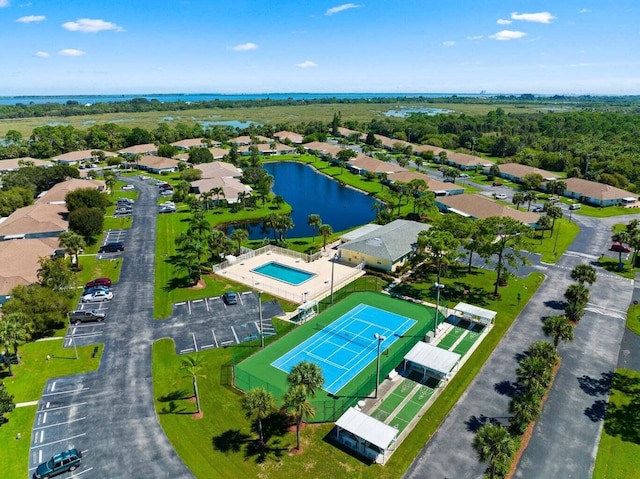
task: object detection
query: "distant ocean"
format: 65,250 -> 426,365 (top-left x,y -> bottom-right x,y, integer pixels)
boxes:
0,92 -> 490,106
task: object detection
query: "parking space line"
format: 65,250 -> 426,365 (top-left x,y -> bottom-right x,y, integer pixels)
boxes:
192,299 -> 203,304
42,412 -> 47,424
37,402 -> 88,413
220,340 -> 234,346
175,302 -> 186,306
192,332 -> 198,352
50,381 -> 56,392
231,326 -> 240,343
179,347 -> 194,354
32,432 -> 86,449
188,301 -> 192,314
38,450 -> 42,464
205,298 -> 210,311
69,467 -> 94,477
212,329 -> 218,348
42,387 -> 89,397
238,294 -> 244,305
33,416 -> 86,430
200,344 -> 214,350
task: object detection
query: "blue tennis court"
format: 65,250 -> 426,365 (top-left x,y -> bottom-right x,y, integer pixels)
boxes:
271,304 -> 416,395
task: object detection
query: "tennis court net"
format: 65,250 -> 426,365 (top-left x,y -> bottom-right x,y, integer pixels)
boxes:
314,323 -> 377,350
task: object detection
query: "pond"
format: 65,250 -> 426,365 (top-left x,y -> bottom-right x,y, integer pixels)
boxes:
223,162 -> 379,240
384,107 -> 453,117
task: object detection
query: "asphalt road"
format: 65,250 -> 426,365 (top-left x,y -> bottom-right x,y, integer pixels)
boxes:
404,212 -> 636,479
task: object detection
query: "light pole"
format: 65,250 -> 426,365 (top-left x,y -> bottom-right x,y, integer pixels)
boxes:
374,333 -> 386,399
258,290 -> 264,348
434,282 -> 445,336
330,253 -> 337,304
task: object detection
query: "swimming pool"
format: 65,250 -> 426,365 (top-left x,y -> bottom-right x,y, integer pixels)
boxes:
251,262 -> 316,286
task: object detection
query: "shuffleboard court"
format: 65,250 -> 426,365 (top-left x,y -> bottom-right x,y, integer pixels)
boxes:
272,303 -> 416,395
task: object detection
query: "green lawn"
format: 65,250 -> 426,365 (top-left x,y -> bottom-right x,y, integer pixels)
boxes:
593,368 -> 640,479
626,304 -> 640,335
153,269 -> 543,479
0,339 -> 103,479
572,204 -> 637,218
522,217 -> 580,264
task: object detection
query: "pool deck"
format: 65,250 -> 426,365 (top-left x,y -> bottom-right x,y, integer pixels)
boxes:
215,249 -> 365,304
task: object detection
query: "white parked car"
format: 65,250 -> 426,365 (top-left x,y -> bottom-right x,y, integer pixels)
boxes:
82,290 -> 113,303
495,193 -> 508,200
121,184 -> 135,191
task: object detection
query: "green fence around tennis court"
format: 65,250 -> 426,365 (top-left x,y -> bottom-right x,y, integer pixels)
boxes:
233,291 -> 435,423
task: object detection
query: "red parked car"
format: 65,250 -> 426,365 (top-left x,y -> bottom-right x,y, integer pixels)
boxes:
610,242 -> 631,253
85,277 -> 112,288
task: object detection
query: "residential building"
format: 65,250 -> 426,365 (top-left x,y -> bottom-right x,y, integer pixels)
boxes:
118,144 -> 158,156
560,177 -> 639,207
495,163 -> 559,183
273,131 -> 304,144
435,194 -> 540,226
387,171 -> 464,196
36,178 -> 106,205
194,161 -> 243,179
171,138 -> 213,150
0,157 -> 53,173
238,143 -> 296,156
0,203 -> 68,241
51,149 -> 117,165
190,177 -> 252,204
347,155 -> 408,175
135,155 -> 181,174
228,135 -> 270,146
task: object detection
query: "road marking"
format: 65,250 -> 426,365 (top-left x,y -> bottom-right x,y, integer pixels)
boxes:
37,402 -> 88,413
68,467 -> 94,477
205,298 -> 210,311
231,327 -> 240,343
51,381 -> 56,392
586,303 -> 627,315
42,387 -> 89,397
33,417 -> 86,430
38,450 -> 42,463
200,344 -> 214,350
220,340 -> 234,346
192,332 -> 198,352
188,301 -> 192,314
31,432 -> 86,449
212,329 -> 218,348
179,347 -> 194,354
175,302 -> 186,306
42,412 -> 47,424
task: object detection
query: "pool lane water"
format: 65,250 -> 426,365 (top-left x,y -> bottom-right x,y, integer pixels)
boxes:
251,261 -> 316,285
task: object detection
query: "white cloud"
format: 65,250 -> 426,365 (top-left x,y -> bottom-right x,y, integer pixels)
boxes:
35,51 -> 50,57
442,40 -> 456,47
62,18 -> 124,33
497,19 -> 512,25
230,42 -> 258,51
325,3 -> 360,16
466,35 -> 483,40
0,0 -> 9,8
489,30 -> 527,41
510,12 -> 555,24
296,60 -> 317,68
579,8 -> 591,14
17,15 -> 45,23
58,49 -> 85,56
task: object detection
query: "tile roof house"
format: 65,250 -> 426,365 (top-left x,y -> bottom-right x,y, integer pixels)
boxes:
36,178 -> 106,205
229,135 -> 271,146
118,143 -> 158,156
190,177 -> 252,204
347,155 -> 408,175
436,194 -> 540,226
194,161 -> 242,179
170,138 -> 211,150
441,152 -> 494,171
274,131 -> 304,144
412,144 -> 446,156
338,219 -> 429,272
303,141 -> 344,158
373,135 -> 412,150
0,237 -> 60,302
51,149 -> 118,165
238,143 -> 296,156
496,163 -> 559,182
174,147 -> 228,161
0,157 -> 53,173
136,155 -> 181,174
560,178 -> 639,207
387,171 -> 464,196
336,127 -> 366,140
0,203 -> 68,240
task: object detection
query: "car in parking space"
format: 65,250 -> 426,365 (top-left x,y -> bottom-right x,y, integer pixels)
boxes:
70,309 -> 106,324
117,197 -> 134,205
160,189 -> 174,197
99,242 -> 125,253
35,448 -> 82,478
495,193 -> 508,200
115,208 -> 132,216
569,203 -> 582,210
492,181 -> 503,187
459,173 -> 470,178
610,242 -> 631,253
82,285 -> 111,295
159,205 -> 176,213
85,277 -> 112,288
223,291 -> 238,305
122,184 -> 135,191
532,205 -> 544,212
82,290 -> 113,302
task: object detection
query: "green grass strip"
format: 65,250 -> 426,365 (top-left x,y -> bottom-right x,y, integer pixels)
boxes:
437,326 -> 467,350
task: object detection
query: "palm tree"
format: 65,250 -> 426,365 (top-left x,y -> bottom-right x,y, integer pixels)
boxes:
516,355 -> 552,392
523,190 -> 538,211
542,315 -> 574,349
242,387 -> 275,444
318,224 -> 333,251
230,228 -> 249,254
536,215 -> 552,242
564,283 -> 590,322
199,190 -> 214,210
526,341 -> 558,366
512,192 -> 525,210
272,195 -> 285,209
626,219 -> 640,268
442,166 -> 460,183
58,230 -> 86,267
612,230 -> 631,265
286,361 -> 325,398
509,392 -> 541,435
181,354 -> 206,415
570,264 -> 597,286
307,214 -> 322,243
282,385 -> 316,451
0,313 -> 31,367
488,163 -> 500,179
472,423 -> 515,479
211,186 -> 225,207
414,156 -> 424,172
544,205 -> 563,237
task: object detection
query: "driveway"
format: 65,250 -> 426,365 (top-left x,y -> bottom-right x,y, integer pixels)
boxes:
29,177 -> 193,478
404,212 -> 634,479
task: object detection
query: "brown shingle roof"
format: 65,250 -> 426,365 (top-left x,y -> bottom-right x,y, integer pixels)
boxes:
52,149 -> 118,162
0,157 -> 53,172
303,141 -> 344,157
498,163 -> 559,181
337,127 -> 366,140
191,177 -> 252,203
170,138 -> 208,148
118,144 -> 158,155
348,155 -> 407,174
438,194 -> 540,224
0,203 -> 68,238
274,131 -> 304,144
229,135 -> 270,145
564,177 -> 638,202
37,178 -> 106,204
387,171 -> 462,192
446,152 -> 494,168
194,161 -> 242,179
137,155 -> 181,170
0,237 -> 60,295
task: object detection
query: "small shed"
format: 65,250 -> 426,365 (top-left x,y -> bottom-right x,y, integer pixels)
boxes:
296,300 -> 318,323
403,342 -> 461,380
452,302 -> 497,326
334,407 -> 399,464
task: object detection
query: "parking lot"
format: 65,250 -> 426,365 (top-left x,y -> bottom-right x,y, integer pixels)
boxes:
29,375 -> 94,478
155,291 -> 284,353
95,229 -> 127,260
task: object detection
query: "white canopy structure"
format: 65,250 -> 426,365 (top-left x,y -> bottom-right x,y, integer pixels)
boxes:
334,407 -> 399,464
452,302 -> 497,325
296,300 -> 318,323
403,342 -> 461,380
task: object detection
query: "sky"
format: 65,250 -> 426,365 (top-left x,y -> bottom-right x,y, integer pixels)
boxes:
1,0 -> 639,95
